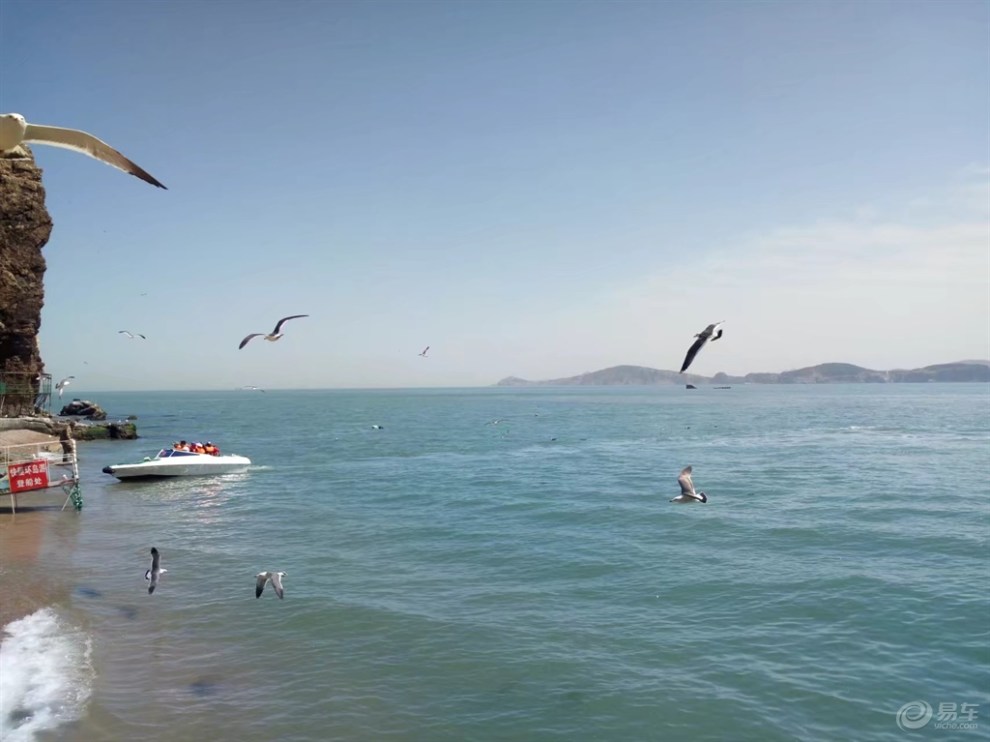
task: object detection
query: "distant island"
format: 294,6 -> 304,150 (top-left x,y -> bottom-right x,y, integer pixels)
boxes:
495,361 -> 990,386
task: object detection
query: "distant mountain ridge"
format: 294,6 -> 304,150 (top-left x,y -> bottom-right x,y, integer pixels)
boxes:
495,361 -> 990,386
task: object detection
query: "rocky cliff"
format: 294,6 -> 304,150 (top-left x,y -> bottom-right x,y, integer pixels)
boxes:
0,146 -> 51,416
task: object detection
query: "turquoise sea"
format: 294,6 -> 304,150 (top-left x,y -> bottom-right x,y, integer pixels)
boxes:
1,384 -> 989,741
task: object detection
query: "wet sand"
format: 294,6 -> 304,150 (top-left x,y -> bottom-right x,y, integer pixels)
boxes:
0,489 -> 77,628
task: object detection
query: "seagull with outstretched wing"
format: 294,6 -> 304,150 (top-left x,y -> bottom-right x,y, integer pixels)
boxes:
670,466 -> 708,503
0,113 -> 166,188
679,321 -> 724,374
145,547 -> 168,594
239,315 -> 309,350
256,571 -> 287,599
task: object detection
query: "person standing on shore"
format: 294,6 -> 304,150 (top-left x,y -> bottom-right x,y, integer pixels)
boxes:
59,422 -> 76,463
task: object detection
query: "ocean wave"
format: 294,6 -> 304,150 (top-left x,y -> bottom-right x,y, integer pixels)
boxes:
0,607 -> 93,742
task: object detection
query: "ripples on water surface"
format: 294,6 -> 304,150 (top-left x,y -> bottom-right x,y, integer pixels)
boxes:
2,385 -> 988,741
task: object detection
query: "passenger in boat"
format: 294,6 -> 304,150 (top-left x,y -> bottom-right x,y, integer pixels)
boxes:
192,442 -> 206,454
203,442 -> 217,456
210,442 -> 221,456
174,440 -> 189,451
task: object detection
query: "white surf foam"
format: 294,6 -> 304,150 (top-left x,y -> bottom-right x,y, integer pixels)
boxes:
0,607 -> 93,742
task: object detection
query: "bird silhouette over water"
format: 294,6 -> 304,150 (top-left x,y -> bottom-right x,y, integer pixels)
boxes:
670,466 -> 708,503
256,571 -> 286,599
239,315 -> 309,349
145,547 -> 167,594
679,322 -> 724,373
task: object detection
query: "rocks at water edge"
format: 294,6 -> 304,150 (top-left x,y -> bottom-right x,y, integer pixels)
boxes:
59,399 -> 107,420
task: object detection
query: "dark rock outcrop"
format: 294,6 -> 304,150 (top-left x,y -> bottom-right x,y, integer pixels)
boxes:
70,421 -> 138,440
59,399 -> 108,420
0,146 -> 52,416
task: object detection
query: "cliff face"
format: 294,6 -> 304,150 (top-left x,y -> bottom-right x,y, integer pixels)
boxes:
0,146 -> 52,415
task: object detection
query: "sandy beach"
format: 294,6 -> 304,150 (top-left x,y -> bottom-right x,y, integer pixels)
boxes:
0,428 -> 76,627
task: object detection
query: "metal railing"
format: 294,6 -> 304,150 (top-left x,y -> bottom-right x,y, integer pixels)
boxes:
0,372 -> 52,417
0,437 -> 82,512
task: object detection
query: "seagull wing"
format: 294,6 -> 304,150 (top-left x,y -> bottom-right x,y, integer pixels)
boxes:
23,123 -> 167,189
137,334 -> 147,340
679,335 -> 708,373
147,549 -> 161,594
239,333 -> 264,350
678,466 -> 695,496
420,346 -> 430,356
272,315 -> 309,334
119,330 -> 134,338
256,572 -> 270,598
271,572 -> 286,599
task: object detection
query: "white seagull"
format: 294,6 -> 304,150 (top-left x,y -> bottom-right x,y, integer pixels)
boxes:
240,385 -> 266,392
119,330 -> 146,340
55,376 -> 75,398
256,571 -> 287,599
239,315 -> 309,350
0,113 -> 166,189
418,346 -> 430,357
671,466 -> 708,504
145,547 -> 167,594
679,321 -> 725,374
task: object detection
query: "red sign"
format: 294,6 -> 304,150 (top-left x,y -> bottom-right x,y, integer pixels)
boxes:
8,460 -> 50,493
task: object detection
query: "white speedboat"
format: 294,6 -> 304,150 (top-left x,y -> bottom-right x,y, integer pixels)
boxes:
102,447 -> 251,479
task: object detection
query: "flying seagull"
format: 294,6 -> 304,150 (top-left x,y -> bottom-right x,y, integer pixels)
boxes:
55,376 -> 75,398
418,346 -> 430,357
679,321 -> 724,374
240,385 -> 266,392
145,547 -> 167,594
256,571 -> 287,599
119,330 -> 146,340
0,113 -> 166,189
671,466 -> 708,504
239,315 -> 309,350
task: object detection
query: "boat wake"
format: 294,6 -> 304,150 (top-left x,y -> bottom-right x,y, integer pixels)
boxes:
0,608 -> 94,742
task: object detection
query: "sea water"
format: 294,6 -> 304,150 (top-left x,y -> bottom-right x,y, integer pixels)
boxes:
1,384 -> 988,741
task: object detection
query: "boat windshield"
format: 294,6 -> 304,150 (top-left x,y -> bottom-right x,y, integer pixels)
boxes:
157,449 -> 203,458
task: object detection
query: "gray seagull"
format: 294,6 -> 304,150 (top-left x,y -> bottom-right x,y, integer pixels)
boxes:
419,346 -> 430,357
671,466 -> 708,504
239,315 -> 309,349
55,376 -> 75,399
119,330 -> 146,340
256,571 -> 287,599
145,547 -> 167,593
679,321 -> 724,374
0,113 -> 166,188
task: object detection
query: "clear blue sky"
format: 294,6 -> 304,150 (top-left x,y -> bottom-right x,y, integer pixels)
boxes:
2,0 -> 987,390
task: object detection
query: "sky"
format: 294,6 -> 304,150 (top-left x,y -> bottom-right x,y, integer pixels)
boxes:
1,0 -> 987,391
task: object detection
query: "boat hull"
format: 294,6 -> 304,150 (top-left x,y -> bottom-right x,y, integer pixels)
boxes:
102,454 -> 252,479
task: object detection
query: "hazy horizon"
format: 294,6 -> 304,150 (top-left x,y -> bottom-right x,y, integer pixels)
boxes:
2,0 -> 988,392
